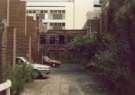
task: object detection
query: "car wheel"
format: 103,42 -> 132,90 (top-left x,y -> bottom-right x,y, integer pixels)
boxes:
32,70 -> 40,79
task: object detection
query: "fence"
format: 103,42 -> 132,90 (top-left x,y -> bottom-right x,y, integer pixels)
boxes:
0,80 -> 12,95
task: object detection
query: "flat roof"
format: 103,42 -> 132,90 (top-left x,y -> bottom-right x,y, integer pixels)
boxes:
27,0 -> 73,2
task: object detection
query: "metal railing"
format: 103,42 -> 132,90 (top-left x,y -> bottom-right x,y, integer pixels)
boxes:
0,80 -> 12,95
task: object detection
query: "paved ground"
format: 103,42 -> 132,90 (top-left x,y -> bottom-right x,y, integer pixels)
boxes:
21,64 -> 108,95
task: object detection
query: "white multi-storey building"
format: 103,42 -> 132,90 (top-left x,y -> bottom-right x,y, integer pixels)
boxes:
26,0 -> 94,32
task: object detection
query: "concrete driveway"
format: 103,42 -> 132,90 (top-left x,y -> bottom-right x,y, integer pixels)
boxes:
21,64 -> 108,95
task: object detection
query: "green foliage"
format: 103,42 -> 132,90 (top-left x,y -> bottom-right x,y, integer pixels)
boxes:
95,50 -> 115,63
114,4 -> 130,31
6,64 -> 33,95
101,0 -> 109,8
65,32 -> 99,64
72,33 -> 97,46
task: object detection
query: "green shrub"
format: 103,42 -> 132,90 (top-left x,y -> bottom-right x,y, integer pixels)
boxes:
66,33 -> 99,64
95,50 -> 115,63
7,64 -> 33,95
72,33 -> 97,46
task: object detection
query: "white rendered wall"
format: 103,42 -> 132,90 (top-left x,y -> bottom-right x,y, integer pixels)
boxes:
26,0 -> 95,30
27,2 -> 74,29
74,0 -> 94,29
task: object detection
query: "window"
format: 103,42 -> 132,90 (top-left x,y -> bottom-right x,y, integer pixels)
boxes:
40,10 -> 47,14
50,10 -> 65,20
44,23 -> 48,32
33,10 -> 36,13
49,36 -> 56,44
94,0 -> 101,7
44,10 -> 48,13
41,10 -> 44,13
28,10 -> 36,14
50,23 -> 65,30
59,35 -> 65,44
62,10 -> 65,13
40,37 -> 46,44
28,10 -> 32,13
36,14 -> 45,19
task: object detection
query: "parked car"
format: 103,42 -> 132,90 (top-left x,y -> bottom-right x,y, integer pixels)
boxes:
16,57 -> 51,78
43,56 -> 62,67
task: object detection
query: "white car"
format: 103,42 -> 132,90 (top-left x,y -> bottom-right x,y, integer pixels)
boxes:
16,57 -> 51,78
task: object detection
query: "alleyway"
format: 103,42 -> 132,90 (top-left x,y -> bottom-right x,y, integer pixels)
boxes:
21,64 -> 108,95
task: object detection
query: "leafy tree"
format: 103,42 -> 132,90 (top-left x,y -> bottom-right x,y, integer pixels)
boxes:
114,0 -> 135,72
66,33 -> 99,64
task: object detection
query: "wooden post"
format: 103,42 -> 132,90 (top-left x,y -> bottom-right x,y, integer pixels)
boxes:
28,36 -> 32,60
12,28 -> 16,69
2,21 -> 7,66
0,20 -> 4,83
0,21 -> 9,95
7,0 -> 10,26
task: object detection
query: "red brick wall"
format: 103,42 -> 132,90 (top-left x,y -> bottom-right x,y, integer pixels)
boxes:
0,0 -> 41,64
0,0 -> 27,66
40,30 -> 87,54
9,0 -> 27,56
7,27 -> 15,65
0,0 -> 7,19
27,16 -> 39,62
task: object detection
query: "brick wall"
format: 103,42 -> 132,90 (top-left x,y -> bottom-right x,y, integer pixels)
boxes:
0,0 -> 41,65
9,0 -> 27,57
0,0 -> 27,66
40,30 -> 87,56
7,27 -> 16,66
0,0 -> 7,19
27,16 -> 39,62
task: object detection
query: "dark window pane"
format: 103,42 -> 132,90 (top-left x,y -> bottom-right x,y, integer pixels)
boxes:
40,37 -> 46,44
50,36 -> 56,44
59,35 -> 65,44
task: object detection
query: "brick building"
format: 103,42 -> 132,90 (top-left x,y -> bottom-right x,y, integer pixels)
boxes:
0,0 -> 42,66
9,0 -> 27,57
0,0 -> 7,19
6,27 -> 16,66
0,0 -> 26,66
27,16 -> 40,62
40,30 -> 86,60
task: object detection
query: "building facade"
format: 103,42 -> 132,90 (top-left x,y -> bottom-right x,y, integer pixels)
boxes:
26,0 -> 95,31
26,16 -> 40,62
26,0 -> 73,32
83,0 -> 101,34
0,0 -> 42,65
40,29 -> 87,60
